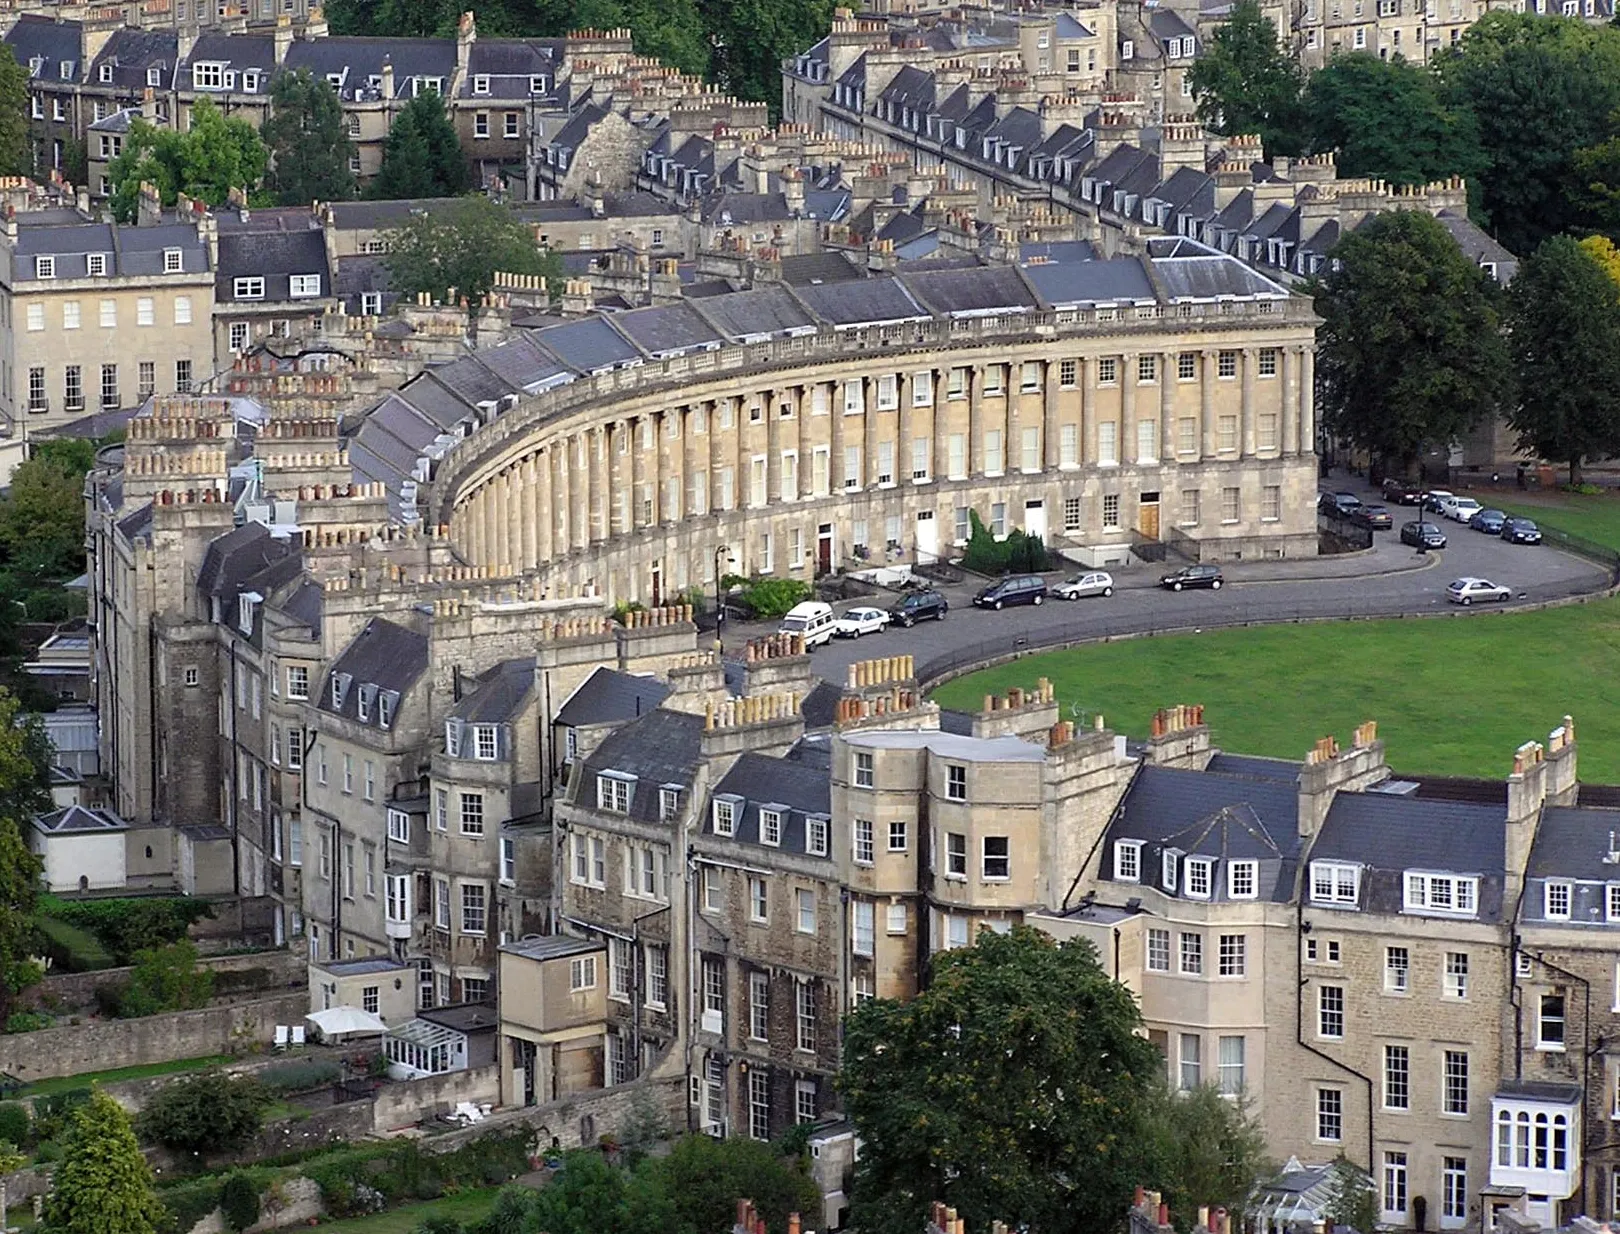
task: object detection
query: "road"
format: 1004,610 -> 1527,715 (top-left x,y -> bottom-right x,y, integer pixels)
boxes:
718,479 -> 1612,688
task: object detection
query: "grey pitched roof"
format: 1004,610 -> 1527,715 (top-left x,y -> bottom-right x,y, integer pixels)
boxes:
216,229 -> 331,303
281,580 -> 323,633
326,199 -> 464,232
90,27 -> 177,90
533,316 -> 642,372
688,284 -> 815,337
318,617 -> 428,724
33,804 -> 127,834
1205,753 -> 1300,782
778,250 -> 863,286
1527,806 -> 1620,883
578,708 -> 704,823
452,659 -> 535,724
611,302 -> 723,357
14,221 -> 209,280
282,36 -> 456,100
6,15 -> 83,78
555,666 -> 670,728
180,33 -> 275,90
1020,240 -> 1097,264
704,750 -> 832,858
1021,256 -> 1156,306
791,275 -> 928,326
196,521 -> 296,603
800,680 -> 843,731
901,264 -> 1037,315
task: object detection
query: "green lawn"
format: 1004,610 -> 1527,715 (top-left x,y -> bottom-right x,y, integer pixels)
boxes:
1480,486 -> 1620,552
13,1054 -> 232,1098
312,1187 -> 503,1234
932,599 -> 1620,780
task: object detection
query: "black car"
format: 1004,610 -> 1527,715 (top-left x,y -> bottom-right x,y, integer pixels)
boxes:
1381,478 -> 1425,505
1318,492 -> 1363,518
888,588 -> 948,626
973,574 -> 1047,610
1468,508 -> 1507,534
1160,563 -> 1224,591
1350,503 -> 1393,530
1400,520 -> 1448,549
1502,517 -> 1543,545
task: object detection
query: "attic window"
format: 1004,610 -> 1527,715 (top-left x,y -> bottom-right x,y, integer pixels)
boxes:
147,66 -> 162,86
472,74 -> 490,94
445,717 -> 464,756
473,724 -> 498,761
659,787 -> 681,821
530,75 -> 546,94
59,60 -> 73,80
378,693 -> 394,729
330,672 -> 351,709
237,593 -> 257,634
243,69 -> 260,92
34,256 -> 55,280
87,253 -> 107,276
99,63 -> 113,83
1121,39 -> 1134,59
163,248 -> 182,273
596,771 -> 635,814
357,684 -> 375,723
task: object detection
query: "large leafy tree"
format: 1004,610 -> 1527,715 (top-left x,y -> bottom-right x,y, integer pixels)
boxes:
1314,210 -> 1511,473
369,92 -> 469,201
1145,1084 -> 1272,1226
1437,11 -> 1620,253
43,1090 -> 166,1234
1302,53 -> 1482,186
840,926 -> 1164,1234
107,98 -> 267,222
263,69 -> 357,206
0,692 -> 49,1026
137,1069 -> 270,1156
383,196 -> 562,312
0,438 -> 97,583
1571,137 -> 1620,238
1186,0 -> 1305,156
0,47 -> 29,178
1505,235 -> 1620,484
701,0 -> 832,106
644,1132 -> 819,1234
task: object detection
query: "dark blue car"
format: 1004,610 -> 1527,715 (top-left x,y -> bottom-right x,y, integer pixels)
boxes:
1502,517 -> 1542,545
1468,508 -> 1507,534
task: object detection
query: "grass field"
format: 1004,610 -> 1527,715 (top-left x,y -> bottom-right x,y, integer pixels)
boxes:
931,599 -> 1620,780
13,1054 -> 232,1097
1475,485 -> 1620,551
313,1186 -> 502,1234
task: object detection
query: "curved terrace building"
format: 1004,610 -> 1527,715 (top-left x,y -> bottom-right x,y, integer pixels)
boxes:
351,238 -> 1318,602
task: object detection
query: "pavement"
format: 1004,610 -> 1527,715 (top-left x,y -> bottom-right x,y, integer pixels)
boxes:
715,475 -> 1612,688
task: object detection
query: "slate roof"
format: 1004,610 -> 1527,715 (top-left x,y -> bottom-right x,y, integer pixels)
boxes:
554,666 -> 670,728
792,276 -> 928,326
1526,805 -> 1620,883
800,680 -> 843,731
179,33 -> 276,92
90,27 -> 178,91
452,659 -> 535,724
282,37 -> 455,100
578,708 -> 705,823
1204,753 -> 1299,782
502,934 -> 603,962
902,264 -> 1037,316
13,222 -> 209,281
703,751 -> 832,858
216,229 -> 331,304
778,250 -> 863,286
1021,256 -> 1156,306
318,617 -> 429,727
34,804 -> 127,834
6,15 -> 84,79
196,521 -> 297,606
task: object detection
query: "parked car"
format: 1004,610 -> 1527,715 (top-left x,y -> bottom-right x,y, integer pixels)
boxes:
1439,495 -> 1484,523
973,574 -> 1048,610
1381,478 -> 1425,505
1318,491 -> 1363,518
1160,563 -> 1224,591
1349,503 -> 1393,530
887,589 -> 948,626
1421,489 -> 1455,514
1502,517 -> 1543,545
832,606 -> 890,638
1400,520 -> 1448,549
777,601 -> 837,648
1468,509 -> 1508,534
1052,571 -> 1115,600
1447,577 -> 1512,605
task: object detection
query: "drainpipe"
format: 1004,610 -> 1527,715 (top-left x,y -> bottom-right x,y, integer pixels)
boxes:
1297,910 -> 1376,1172
227,638 -> 241,895
1533,951 -> 1592,1216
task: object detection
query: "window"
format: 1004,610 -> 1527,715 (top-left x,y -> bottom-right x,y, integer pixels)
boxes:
138,362 -> 155,400
1103,494 -> 1121,529
1443,951 -> 1469,999
435,789 -> 448,831
713,799 -> 735,836
1221,487 -> 1241,523
230,322 -> 249,352
62,301 -> 80,330
853,818 -> 874,865
1228,860 -> 1257,899
233,277 -> 265,299
1138,354 -> 1158,384
597,774 -> 633,814
386,873 -> 409,924
946,764 -> 967,800
912,371 -> 932,405
1098,421 -> 1119,466
796,980 -> 816,1051
1219,1036 -> 1245,1094
854,750 -> 874,788
1180,932 -> 1203,975
1218,350 -> 1238,379
1539,994 -> 1566,1049
876,374 -> 898,410
474,725 -> 498,760
1444,1049 -> 1469,1115
1405,872 -> 1478,916
797,888 -> 816,934
796,1080 -> 817,1125
1443,1158 -> 1467,1225
982,836 -> 1009,880
852,901 -> 874,956
645,946 -> 668,1009
1311,861 -> 1361,905
136,297 -> 154,326
1386,946 -> 1410,993
100,364 -> 118,409
1383,1152 -> 1408,1219
184,666 -> 199,688
33,257 -> 54,280
26,368 -> 43,412
1218,934 -> 1246,977
175,360 -> 192,393
1115,840 -> 1141,882
807,815 -> 829,857
460,883 -> 486,934
163,247 -> 183,274
1317,1088 -> 1343,1142
946,832 -> 967,878
1384,1044 -> 1410,1110
1609,884 -> 1620,922
1319,985 -> 1345,1039
460,792 -> 484,835
1162,849 -> 1178,891
1218,414 -> 1238,452
610,940 -> 631,1000
433,877 -> 449,929
749,877 -> 768,923
363,760 -> 376,802
289,821 -> 302,867
1258,348 -> 1278,378
748,1069 -> 770,1141
1185,857 -> 1212,898
24,304 -> 42,333
286,665 -> 309,699
1179,1034 -> 1201,1089
1545,880 -> 1572,920
342,754 -> 353,794
1098,357 -> 1118,384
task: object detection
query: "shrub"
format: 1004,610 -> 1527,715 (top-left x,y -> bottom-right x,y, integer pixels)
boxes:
4,1010 -> 53,1034
961,510 -> 1051,576
120,939 -> 213,1018
33,917 -> 114,972
137,1071 -> 271,1156
258,1060 -> 341,1096
38,895 -> 215,966
219,1171 -> 261,1232
211,968 -> 274,999
734,576 -> 811,619
158,1176 -> 224,1233
31,1090 -> 90,1144
0,1101 -> 28,1145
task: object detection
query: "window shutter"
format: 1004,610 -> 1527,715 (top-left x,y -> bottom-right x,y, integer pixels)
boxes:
445,717 -> 464,757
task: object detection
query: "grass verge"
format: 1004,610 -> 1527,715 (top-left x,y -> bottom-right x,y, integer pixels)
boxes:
13,1054 -> 232,1098
311,1187 -> 503,1234
931,599 -> 1620,780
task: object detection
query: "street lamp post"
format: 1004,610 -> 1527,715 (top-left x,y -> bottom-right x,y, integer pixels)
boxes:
713,545 -> 730,645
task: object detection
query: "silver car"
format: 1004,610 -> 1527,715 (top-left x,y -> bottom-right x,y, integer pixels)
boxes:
1052,571 -> 1115,599
1446,577 -> 1511,606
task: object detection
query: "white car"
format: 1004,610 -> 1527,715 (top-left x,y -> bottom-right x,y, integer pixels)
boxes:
1440,495 -> 1484,523
1052,571 -> 1115,600
1446,577 -> 1511,605
833,606 -> 891,637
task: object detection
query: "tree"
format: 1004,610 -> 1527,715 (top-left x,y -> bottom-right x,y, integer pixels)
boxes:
0,48 -> 30,178
1323,1156 -> 1378,1234
119,938 -> 214,1018
106,98 -> 267,222
263,69 -> 357,206
1313,210 -> 1511,474
219,1171 -> 262,1232
0,691 -> 46,1028
1506,235 -> 1620,484
368,93 -> 470,201
1186,0 -> 1305,156
1437,12 -> 1620,253
43,1090 -> 165,1234
1145,1085 -> 1271,1229
1579,233 -> 1620,284
646,1133 -> 819,1234
1572,137 -> 1620,238
0,1139 -> 23,1233
0,438 -> 98,583
383,196 -> 561,311
136,1070 -> 271,1157
841,926 -> 1163,1234
702,0 -> 832,107
1301,53 -> 1482,186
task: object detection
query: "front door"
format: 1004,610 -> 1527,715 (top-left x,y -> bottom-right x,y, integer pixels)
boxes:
650,561 -> 662,608
1024,499 -> 1046,542
1139,492 -> 1161,540
916,511 -> 938,562
817,524 -> 833,574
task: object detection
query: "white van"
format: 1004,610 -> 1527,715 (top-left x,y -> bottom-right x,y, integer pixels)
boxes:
778,601 -> 836,649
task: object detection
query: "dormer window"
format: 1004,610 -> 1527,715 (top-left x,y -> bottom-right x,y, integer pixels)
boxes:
147,66 -> 162,86
192,62 -> 224,90
330,673 -> 350,709
99,63 -> 113,83
1185,857 -> 1213,899
34,256 -> 55,280
473,74 -> 490,94
1404,872 -> 1478,916
596,771 -> 634,814
357,684 -> 374,723
162,248 -> 182,273
242,69 -> 260,92
378,693 -> 394,730
659,787 -> 680,822
1121,39 -> 1134,59
387,809 -> 410,842
473,724 -> 498,761
713,797 -> 738,836
1545,881 -> 1572,920
806,814 -> 829,856
1310,861 -> 1361,906
289,273 -> 321,298
530,75 -> 546,94
234,276 -> 265,300
760,808 -> 783,847
59,61 -> 73,80
87,253 -> 106,276
444,718 -> 464,756
1608,884 -> 1620,922
237,593 -> 256,633
1162,849 -> 1177,891
1114,839 -> 1141,882
1228,860 -> 1258,899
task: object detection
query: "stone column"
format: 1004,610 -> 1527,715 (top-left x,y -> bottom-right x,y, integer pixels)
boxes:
933,367 -> 950,481
1043,359 -> 1061,470
638,416 -> 656,526
492,474 -> 511,571
464,494 -> 483,565
537,448 -> 554,562
572,433 -> 589,551
735,398 -> 748,508
1160,351 -> 1176,465
967,366 -> 983,477
863,375 -> 878,488
765,387 -> 782,502
1301,347 -> 1316,454
1282,348 -> 1300,456
1241,350 -> 1256,457
898,373 -> 913,484
589,426 -> 607,543
519,458 -> 538,568
830,383 -> 845,493
1081,356 -> 1096,466
1201,349 -> 1218,459
1006,368 -> 1023,474
1120,354 -> 1137,465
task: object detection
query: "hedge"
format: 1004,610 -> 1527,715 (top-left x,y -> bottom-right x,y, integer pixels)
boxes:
37,895 -> 215,965
258,1060 -> 341,1096
32,916 -> 114,973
